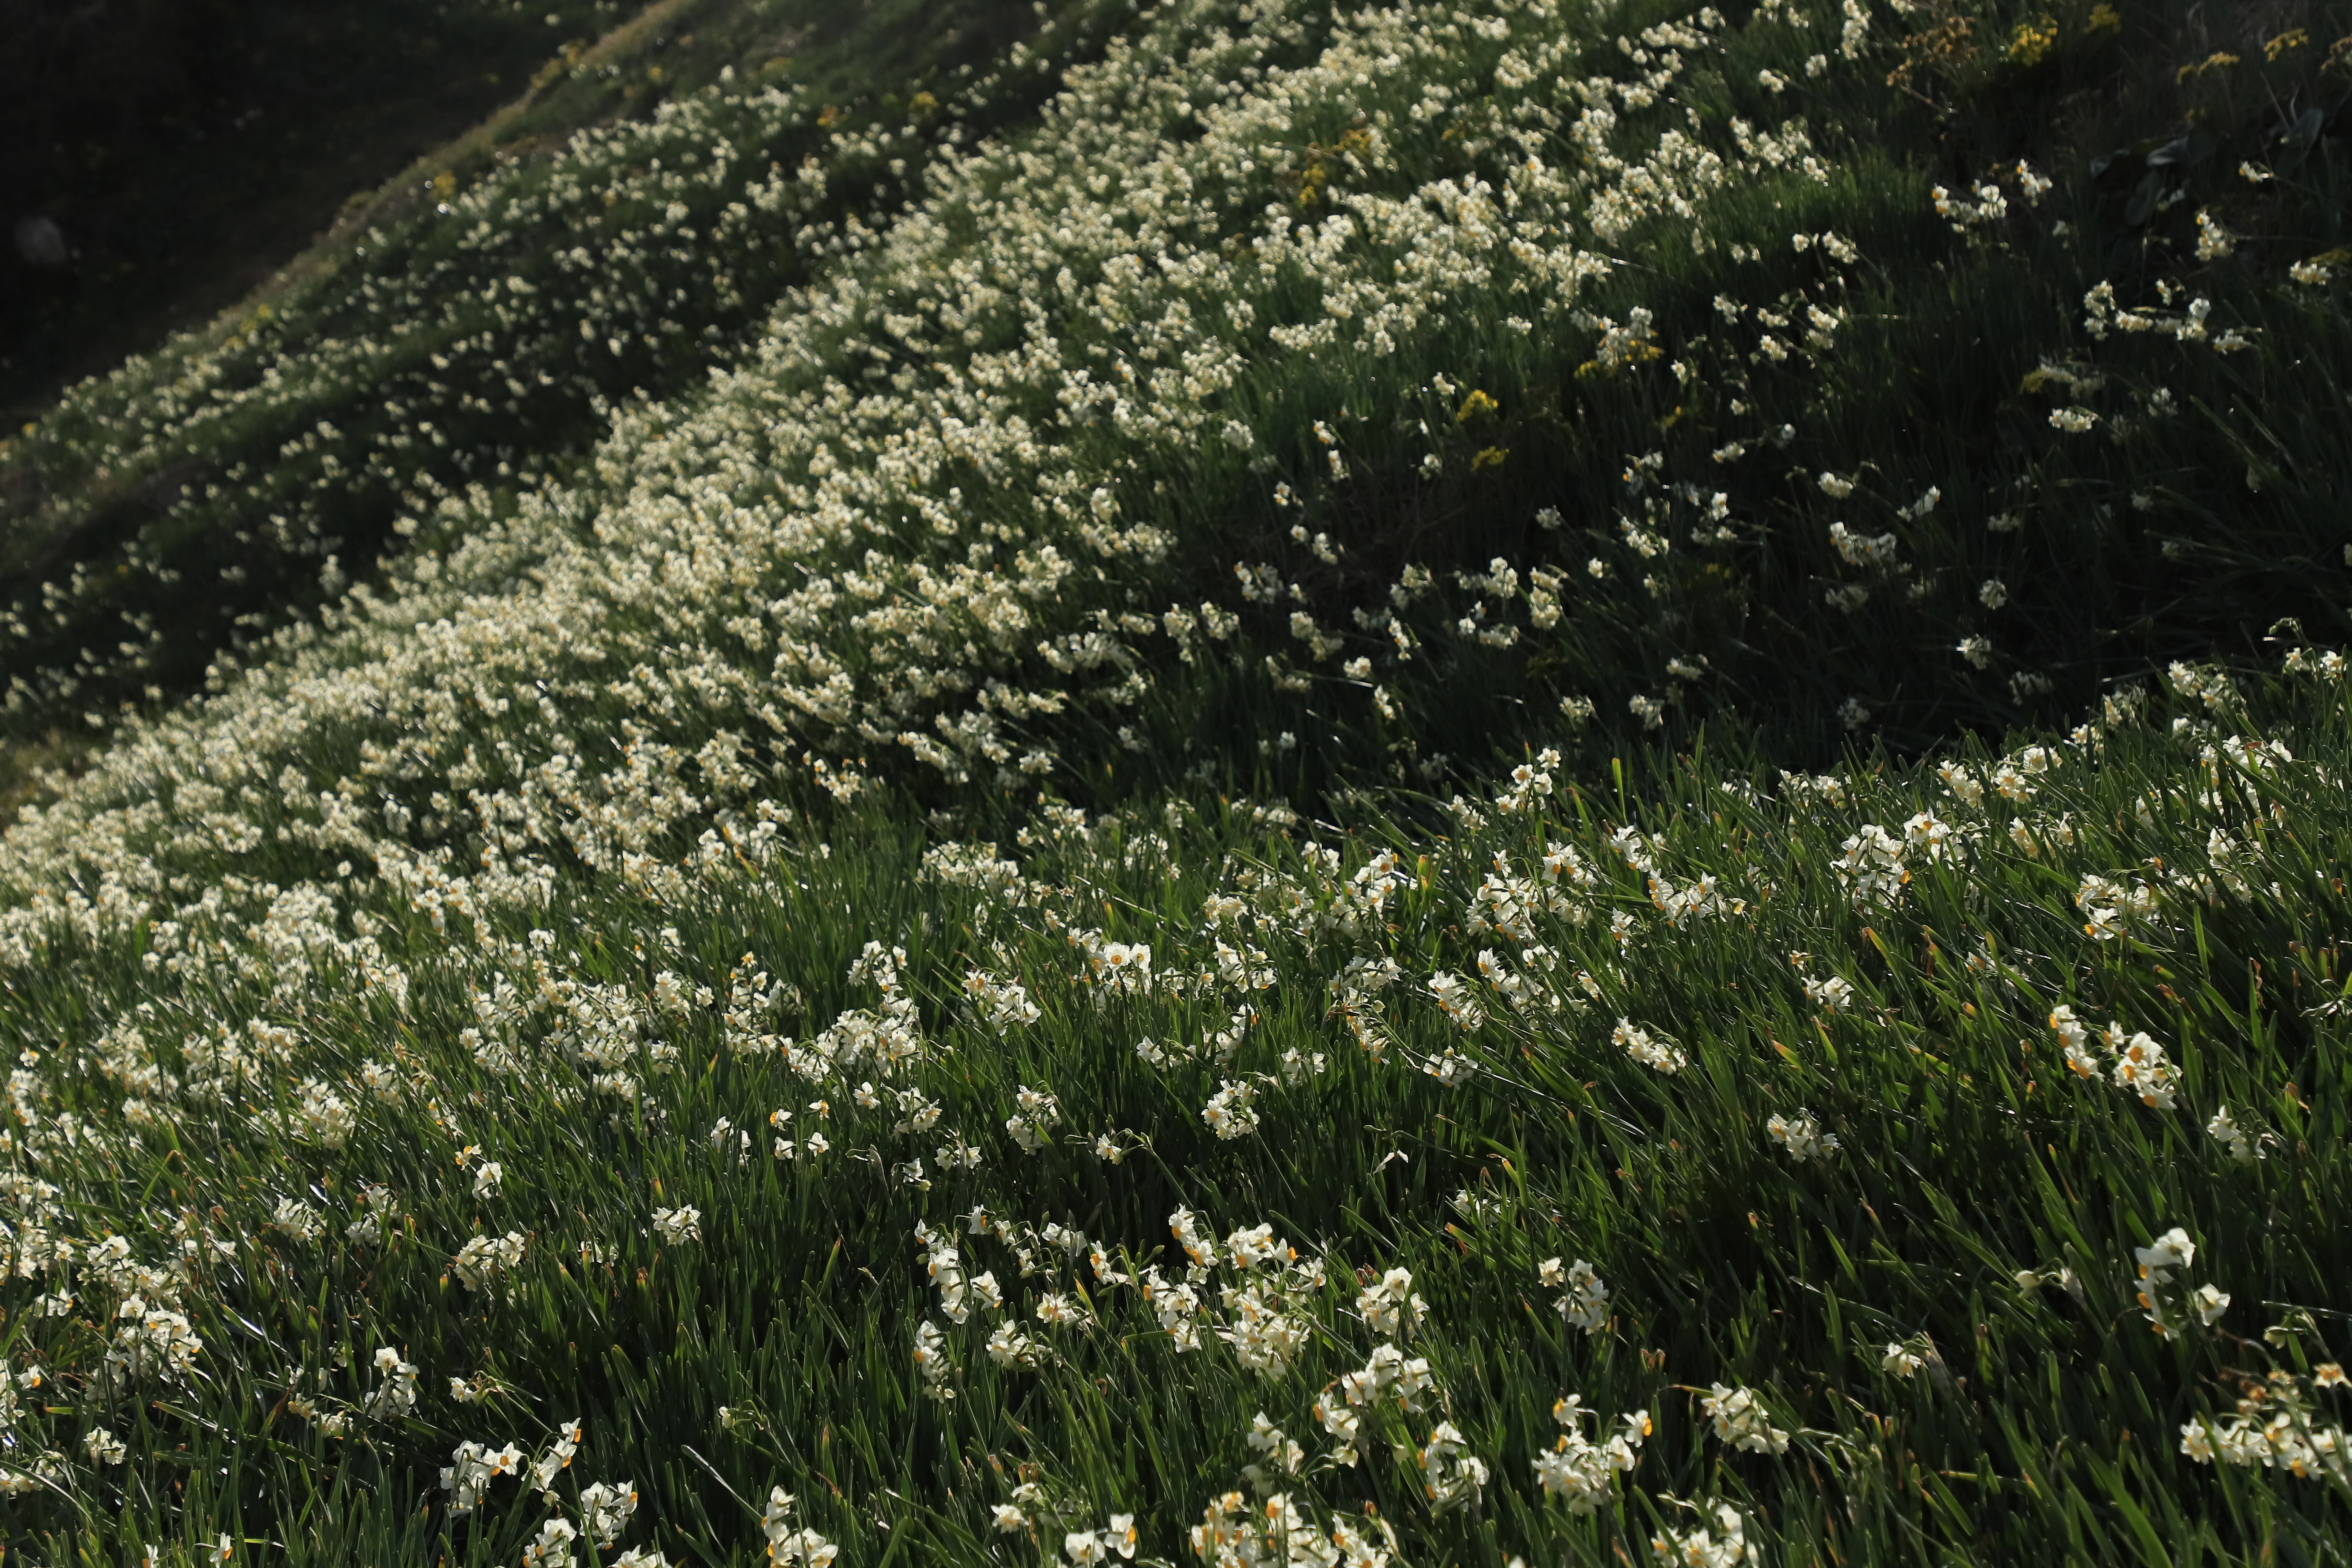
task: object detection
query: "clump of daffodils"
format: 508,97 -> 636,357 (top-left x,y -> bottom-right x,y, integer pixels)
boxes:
452,1231 -> 528,1294
1613,1018 -> 1687,1074
2180,1367 -> 2352,1482
1834,824 -> 1909,907
1651,1501 -> 1759,1568
1191,1492 -> 1392,1568
2073,873 -> 2160,942
1533,1395 -> 1649,1513
1701,1384 -> 1790,1456
762,1489 -> 839,1567
2132,1227 -> 2230,1339
2049,1005 -> 2180,1110
1766,1109 -> 1840,1164
1540,1256 -> 1614,1334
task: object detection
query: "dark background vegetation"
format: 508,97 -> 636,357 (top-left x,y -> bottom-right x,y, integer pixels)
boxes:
0,0 -> 1119,806
0,0 -> 657,425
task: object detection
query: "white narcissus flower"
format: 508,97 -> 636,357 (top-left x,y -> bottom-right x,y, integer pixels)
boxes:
1767,1110 -> 1841,1163
1613,1018 -> 1686,1073
1702,1383 -> 1790,1455
1551,1259 -> 1611,1333
580,1479 -> 639,1548
1802,975 -> 1854,1009
520,1518 -> 579,1568
2136,1228 -> 2195,1281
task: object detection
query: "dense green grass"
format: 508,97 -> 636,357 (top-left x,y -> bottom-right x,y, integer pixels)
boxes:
4,0 -> 2352,1562
6,662 -> 2352,1563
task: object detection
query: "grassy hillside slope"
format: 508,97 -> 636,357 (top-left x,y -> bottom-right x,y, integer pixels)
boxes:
0,0 -> 1136,781
9,658 -> 2352,1565
2,0 -> 2352,1562
5,0 -> 2349,787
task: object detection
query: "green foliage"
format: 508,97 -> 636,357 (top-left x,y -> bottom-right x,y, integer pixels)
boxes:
5,0 -> 2352,1562
6,663 -> 2352,1562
